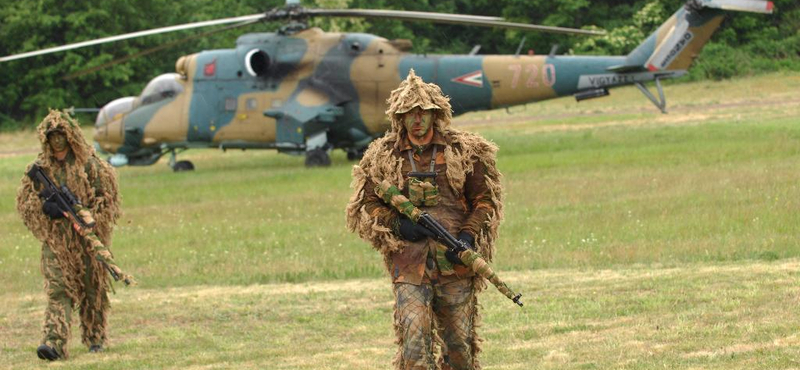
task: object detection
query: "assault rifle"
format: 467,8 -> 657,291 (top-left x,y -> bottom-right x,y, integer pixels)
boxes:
375,180 -> 523,307
27,164 -> 127,284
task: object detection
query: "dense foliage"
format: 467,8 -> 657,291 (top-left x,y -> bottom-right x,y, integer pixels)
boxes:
0,0 -> 797,128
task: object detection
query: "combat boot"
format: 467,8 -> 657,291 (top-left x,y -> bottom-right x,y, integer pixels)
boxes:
36,344 -> 60,361
89,344 -> 104,353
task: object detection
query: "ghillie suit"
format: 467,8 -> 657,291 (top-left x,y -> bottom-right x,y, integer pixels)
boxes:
16,110 -> 122,359
347,70 -> 504,370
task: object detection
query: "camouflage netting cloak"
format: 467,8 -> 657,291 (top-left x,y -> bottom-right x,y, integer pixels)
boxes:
16,110 -> 122,352
346,70 -> 504,369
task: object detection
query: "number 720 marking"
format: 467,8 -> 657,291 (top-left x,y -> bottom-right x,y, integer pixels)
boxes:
508,64 -> 556,88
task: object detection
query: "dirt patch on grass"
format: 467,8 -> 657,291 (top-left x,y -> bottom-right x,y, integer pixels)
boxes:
683,334 -> 800,359
138,278 -> 388,301
0,148 -> 38,159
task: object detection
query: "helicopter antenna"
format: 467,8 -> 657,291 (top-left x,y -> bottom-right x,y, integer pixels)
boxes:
514,37 -> 527,57
469,45 -> 481,56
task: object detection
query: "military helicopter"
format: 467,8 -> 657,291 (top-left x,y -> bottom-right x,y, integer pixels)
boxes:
0,0 -> 773,171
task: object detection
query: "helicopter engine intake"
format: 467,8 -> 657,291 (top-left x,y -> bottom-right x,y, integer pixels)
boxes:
244,49 -> 271,77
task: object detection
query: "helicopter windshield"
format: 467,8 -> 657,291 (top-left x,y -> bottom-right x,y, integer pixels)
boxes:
96,96 -> 136,126
139,73 -> 184,106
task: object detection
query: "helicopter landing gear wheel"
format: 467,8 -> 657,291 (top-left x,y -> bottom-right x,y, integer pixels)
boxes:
172,160 -> 195,172
167,148 -> 193,172
305,148 -> 331,167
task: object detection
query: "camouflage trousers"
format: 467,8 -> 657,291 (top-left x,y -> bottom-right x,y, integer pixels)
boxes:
393,278 -> 478,370
41,242 -> 109,359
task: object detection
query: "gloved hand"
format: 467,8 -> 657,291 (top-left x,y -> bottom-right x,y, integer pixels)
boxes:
41,198 -> 65,219
445,232 -> 475,266
398,218 -> 434,242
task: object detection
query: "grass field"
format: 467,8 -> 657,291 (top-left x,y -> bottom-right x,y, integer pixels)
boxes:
1,72 -> 799,369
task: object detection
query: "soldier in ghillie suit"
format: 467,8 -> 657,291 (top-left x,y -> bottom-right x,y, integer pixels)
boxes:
347,70 -> 503,370
16,110 -> 129,360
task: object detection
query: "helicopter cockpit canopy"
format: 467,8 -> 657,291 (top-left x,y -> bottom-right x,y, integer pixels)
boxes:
95,96 -> 136,127
138,73 -> 184,106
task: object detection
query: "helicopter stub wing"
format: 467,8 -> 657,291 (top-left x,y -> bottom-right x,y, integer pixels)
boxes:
264,89 -> 344,147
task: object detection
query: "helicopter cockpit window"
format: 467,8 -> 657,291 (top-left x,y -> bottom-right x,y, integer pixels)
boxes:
95,97 -> 135,127
139,73 -> 184,106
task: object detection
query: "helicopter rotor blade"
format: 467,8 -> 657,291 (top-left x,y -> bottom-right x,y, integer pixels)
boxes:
0,14 -> 267,63
697,0 -> 774,13
62,20 -> 261,81
304,9 -> 606,36
1,6 -> 603,64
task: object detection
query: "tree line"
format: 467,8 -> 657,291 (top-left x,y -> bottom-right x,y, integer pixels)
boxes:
0,0 -> 797,129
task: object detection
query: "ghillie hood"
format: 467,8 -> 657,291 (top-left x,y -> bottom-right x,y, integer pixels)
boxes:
35,109 -> 95,168
385,69 -> 454,136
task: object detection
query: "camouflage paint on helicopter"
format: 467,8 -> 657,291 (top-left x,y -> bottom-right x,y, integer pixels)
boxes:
92,2 -> 771,169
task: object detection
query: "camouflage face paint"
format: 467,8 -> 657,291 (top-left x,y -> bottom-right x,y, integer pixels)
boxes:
401,107 -> 434,139
48,132 -> 68,152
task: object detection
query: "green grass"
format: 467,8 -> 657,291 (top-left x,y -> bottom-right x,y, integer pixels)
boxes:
0,72 -> 799,368
2,262 -> 799,369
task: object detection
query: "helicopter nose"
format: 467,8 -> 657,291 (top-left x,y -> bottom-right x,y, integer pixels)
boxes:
94,117 -> 124,153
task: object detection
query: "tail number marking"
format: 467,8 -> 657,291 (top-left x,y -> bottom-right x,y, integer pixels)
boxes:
660,31 -> 694,69
508,64 -> 557,89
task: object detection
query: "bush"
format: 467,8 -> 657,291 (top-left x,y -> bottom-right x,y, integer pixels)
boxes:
690,42 -> 753,80
688,34 -> 800,81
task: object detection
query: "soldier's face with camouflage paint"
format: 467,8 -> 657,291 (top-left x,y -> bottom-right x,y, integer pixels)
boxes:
401,107 -> 434,139
48,132 -> 69,153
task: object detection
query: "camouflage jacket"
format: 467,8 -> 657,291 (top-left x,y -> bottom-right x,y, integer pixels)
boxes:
347,128 -> 504,285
